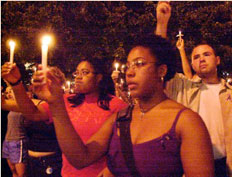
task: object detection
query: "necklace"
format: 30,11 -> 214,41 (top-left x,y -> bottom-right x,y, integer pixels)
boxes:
140,111 -> 145,120
139,105 -> 155,120
139,98 -> 167,120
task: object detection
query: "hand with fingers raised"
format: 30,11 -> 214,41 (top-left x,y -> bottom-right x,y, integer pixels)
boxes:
1,62 -> 22,86
156,1 -> 171,26
32,65 -> 64,104
176,38 -> 185,51
155,1 -> 171,38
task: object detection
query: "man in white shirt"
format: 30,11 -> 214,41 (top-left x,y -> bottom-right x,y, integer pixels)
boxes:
155,2 -> 232,176
166,42 -> 232,177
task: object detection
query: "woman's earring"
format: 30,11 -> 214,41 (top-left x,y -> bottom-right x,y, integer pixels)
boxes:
161,77 -> 164,82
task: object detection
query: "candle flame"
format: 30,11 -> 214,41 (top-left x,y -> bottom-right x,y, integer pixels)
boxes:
9,40 -> 16,48
115,63 -> 119,70
42,36 -> 51,45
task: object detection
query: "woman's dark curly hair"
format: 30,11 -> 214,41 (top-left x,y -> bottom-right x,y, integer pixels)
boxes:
126,34 -> 177,83
68,57 -> 114,110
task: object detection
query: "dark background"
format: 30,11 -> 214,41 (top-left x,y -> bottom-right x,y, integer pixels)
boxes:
1,1 -> 232,80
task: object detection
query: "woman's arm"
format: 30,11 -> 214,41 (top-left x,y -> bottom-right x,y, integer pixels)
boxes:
32,66 -> 115,169
1,62 -> 49,121
51,98 -> 115,169
177,109 -> 214,176
12,83 -> 49,121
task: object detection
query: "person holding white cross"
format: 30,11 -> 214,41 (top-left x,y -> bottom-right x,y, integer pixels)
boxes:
155,2 -> 232,177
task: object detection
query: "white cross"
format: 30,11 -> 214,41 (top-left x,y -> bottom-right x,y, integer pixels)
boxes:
176,31 -> 184,40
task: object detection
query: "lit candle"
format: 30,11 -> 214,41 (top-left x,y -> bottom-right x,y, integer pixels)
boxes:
67,81 -> 70,91
41,35 -> 51,72
120,78 -> 124,84
114,62 -> 119,71
176,30 -> 184,40
32,66 -> 37,72
121,64 -> 126,73
9,40 -> 16,64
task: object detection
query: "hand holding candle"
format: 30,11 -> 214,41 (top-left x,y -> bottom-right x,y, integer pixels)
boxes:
9,40 -> 16,64
112,62 -> 120,84
111,70 -> 120,84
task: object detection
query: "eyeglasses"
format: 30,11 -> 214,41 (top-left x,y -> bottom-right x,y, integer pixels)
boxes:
125,58 -> 156,71
72,70 -> 97,77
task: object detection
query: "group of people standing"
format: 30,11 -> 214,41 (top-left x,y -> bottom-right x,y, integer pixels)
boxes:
1,2 -> 231,177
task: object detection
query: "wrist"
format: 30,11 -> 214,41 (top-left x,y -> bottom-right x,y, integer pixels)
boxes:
155,23 -> 168,38
9,78 -> 22,86
179,48 -> 185,53
156,22 -> 168,28
49,94 -> 64,105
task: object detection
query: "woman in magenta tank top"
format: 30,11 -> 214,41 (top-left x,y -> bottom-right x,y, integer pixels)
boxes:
32,34 -> 214,177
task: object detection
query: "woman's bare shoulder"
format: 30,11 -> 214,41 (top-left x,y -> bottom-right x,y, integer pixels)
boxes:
163,99 -> 203,128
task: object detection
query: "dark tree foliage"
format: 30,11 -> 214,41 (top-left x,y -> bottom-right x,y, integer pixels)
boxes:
1,1 -> 232,80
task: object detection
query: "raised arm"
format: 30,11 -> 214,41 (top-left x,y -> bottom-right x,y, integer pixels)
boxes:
176,38 -> 193,79
177,109 -> 214,176
2,96 -> 45,113
155,2 -> 171,38
32,66 -> 114,169
1,62 -> 48,121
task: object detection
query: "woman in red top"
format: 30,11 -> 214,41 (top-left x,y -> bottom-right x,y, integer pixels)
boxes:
2,58 -> 127,177
41,58 -> 127,177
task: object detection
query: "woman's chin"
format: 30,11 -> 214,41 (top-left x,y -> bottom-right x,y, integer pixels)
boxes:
130,91 -> 140,98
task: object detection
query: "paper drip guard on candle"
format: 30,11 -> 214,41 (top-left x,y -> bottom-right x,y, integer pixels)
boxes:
9,40 -> 16,64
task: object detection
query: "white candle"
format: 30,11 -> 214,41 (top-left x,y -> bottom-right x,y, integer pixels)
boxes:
41,36 -> 51,72
67,81 -> 70,91
115,62 -> 119,71
121,64 -> 126,73
9,41 -> 15,64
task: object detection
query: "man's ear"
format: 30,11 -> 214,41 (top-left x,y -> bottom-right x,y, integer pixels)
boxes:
158,64 -> 167,78
216,56 -> 220,65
